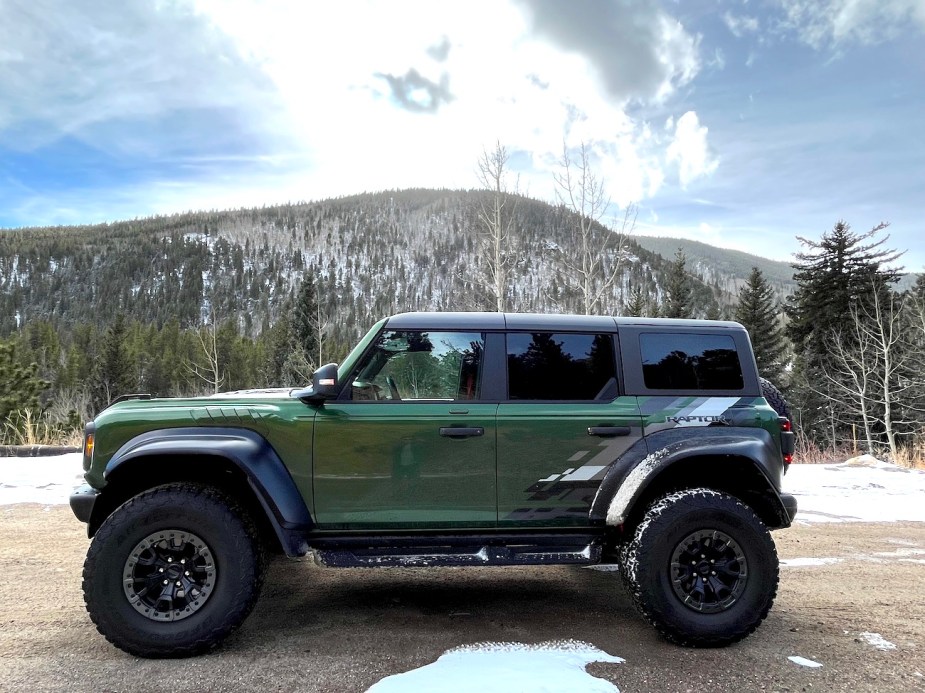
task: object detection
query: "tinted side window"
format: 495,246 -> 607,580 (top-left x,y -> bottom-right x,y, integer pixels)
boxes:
350,331 -> 484,401
507,333 -> 617,401
640,333 -> 743,390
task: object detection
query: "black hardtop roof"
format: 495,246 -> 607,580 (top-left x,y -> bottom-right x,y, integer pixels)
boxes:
384,311 -> 744,332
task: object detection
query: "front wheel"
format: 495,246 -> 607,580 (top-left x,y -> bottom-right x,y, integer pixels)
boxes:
620,488 -> 778,647
82,483 -> 265,657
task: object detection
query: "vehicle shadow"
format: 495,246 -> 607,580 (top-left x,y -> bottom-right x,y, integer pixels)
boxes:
236,558 -> 643,654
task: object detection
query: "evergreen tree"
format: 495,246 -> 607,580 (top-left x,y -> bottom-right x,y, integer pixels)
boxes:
261,314 -> 294,386
787,222 -> 901,356
662,249 -> 694,319
785,221 -> 902,448
735,267 -> 788,384
0,340 -> 50,436
622,285 -> 649,317
292,275 -> 320,365
94,314 -> 134,407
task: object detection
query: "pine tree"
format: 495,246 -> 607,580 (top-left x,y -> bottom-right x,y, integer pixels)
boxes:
662,249 -> 694,319
292,275 -> 320,365
94,314 -> 134,407
0,340 -> 50,437
785,221 -> 902,448
735,267 -> 788,384
622,285 -> 649,317
787,221 -> 901,357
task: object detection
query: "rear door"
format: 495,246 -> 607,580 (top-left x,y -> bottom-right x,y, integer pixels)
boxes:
496,330 -> 644,528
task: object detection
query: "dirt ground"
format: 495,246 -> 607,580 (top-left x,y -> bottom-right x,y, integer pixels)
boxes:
1,506 -> 923,693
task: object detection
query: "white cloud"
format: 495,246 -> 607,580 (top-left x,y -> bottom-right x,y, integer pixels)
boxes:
515,0 -> 700,104
722,12 -> 761,37
666,112 -> 718,188
776,0 -> 925,48
0,0 -> 283,152
0,0 -> 713,227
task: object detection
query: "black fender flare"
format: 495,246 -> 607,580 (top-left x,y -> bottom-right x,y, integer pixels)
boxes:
590,427 -> 793,529
97,427 -> 312,556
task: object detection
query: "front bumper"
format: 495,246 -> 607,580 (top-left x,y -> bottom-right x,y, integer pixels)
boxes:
70,484 -> 100,524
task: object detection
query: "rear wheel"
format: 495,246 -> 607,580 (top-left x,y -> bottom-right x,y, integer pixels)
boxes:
83,483 -> 265,657
620,488 -> 778,646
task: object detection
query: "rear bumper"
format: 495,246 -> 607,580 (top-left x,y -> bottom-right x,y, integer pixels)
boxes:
780,492 -> 798,523
70,484 -> 99,524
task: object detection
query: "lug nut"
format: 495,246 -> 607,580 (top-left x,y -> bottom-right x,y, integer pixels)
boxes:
180,559 -> 186,565
158,568 -> 164,573
163,580 -> 168,585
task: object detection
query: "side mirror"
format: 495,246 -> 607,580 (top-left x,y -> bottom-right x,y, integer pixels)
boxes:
292,363 -> 339,404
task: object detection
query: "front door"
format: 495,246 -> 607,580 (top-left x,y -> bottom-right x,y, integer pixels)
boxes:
313,329 -> 497,529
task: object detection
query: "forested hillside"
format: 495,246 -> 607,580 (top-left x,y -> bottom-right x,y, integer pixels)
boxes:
1,189 -> 727,345
633,235 -> 799,298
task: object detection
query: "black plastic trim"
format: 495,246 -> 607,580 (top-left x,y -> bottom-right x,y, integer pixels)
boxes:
591,427 -> 794,529
69,484 -> 99,524
780,493 -> 798,522
100,427 -> 312,556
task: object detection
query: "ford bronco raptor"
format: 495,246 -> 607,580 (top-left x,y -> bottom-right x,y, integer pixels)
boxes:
71,312 -> 797,657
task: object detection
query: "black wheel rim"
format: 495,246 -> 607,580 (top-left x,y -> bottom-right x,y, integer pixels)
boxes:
123,530 -> 216,622
669,529 -> 747,614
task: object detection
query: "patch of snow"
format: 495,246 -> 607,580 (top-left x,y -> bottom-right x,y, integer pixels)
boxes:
872,548 -> 925,558
858,632 -> 896,651
585,564 -> 620,572
842,454 -> 881,467
366,640 -> 623,693
780,557 -> 842,568
0,453 -> 84,505
788,656 -> 823,668
209,388 -> 295,399
785,461 -> 925,523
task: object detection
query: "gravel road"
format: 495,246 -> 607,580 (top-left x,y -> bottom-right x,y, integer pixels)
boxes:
1,505 -> 922,692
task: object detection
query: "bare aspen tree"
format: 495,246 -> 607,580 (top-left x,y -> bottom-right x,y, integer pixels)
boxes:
861,287 -> 915,458
476,141 -> 518,312
188,308 -> 223,394
552,141 -> 636,315
818,312 -> 878,454
819,286 -> 915,459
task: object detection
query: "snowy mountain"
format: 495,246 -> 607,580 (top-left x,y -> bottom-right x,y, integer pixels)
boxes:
2,189 -> 770,344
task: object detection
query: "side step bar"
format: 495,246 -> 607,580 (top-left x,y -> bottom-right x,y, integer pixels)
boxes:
314,540 -> 602,568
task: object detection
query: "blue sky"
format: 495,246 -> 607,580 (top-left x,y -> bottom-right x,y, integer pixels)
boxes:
1,0 -> 923,269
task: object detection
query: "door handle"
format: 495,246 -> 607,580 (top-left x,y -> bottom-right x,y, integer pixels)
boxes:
439,427 -> 484,438
587,426 -> 631,437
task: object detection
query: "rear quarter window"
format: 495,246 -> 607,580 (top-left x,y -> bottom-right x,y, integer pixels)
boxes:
640,333 -> 743,391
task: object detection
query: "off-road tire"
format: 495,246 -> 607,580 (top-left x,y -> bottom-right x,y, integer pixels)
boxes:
759,377 -> 792,423
82,483 -> 265,658
619,488 -> 778,647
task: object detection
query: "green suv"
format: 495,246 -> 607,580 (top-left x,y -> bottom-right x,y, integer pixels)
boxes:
70,312 -> 797,657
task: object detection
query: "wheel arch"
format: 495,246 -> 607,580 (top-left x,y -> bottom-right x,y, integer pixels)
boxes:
620,454 -> 790,533
89,427 -> 312,556
593,429 -> 792,534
